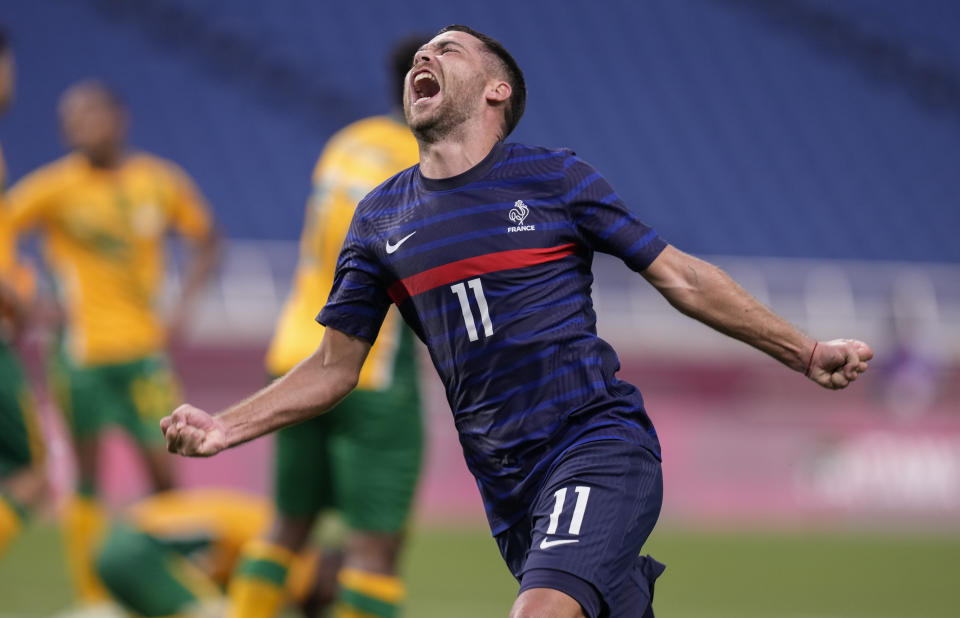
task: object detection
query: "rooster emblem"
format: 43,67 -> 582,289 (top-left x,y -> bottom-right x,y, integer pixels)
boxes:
508,200 -> 529,225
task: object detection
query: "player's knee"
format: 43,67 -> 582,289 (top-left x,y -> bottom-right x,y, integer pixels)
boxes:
510,588 -> 587,618
268,515 -> 316,551
343,530 -> 403,574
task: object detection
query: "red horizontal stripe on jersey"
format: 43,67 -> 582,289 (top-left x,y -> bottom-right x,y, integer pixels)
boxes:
388,243 -> 578,304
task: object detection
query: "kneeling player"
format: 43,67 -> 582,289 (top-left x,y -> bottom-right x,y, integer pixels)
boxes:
93,490 -> 319,617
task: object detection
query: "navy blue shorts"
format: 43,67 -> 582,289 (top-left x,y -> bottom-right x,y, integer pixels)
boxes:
495,438 -> 665,617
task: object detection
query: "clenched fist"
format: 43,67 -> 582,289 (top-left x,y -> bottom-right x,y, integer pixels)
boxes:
806,338 -> 873,390
160,404 -> 228,457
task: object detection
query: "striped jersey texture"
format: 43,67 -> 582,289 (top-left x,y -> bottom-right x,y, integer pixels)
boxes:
318,142 -> 666,534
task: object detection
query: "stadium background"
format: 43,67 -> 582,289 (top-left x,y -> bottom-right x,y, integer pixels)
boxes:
2,0 -> 959,616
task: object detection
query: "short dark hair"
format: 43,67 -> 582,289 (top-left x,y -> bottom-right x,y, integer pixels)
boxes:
437,24 -> 526,139
59,80 -> 126,118
390,35 -> 431,109
0,25 -> 10,56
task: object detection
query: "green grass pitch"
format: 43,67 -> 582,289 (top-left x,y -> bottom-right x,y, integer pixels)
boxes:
1,523 -> 956,617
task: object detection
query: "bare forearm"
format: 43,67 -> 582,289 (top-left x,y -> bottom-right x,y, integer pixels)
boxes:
216,353 -> 357,448
650,251 -> 815,372
162,327 -> 369,457
178,234 -> 220,310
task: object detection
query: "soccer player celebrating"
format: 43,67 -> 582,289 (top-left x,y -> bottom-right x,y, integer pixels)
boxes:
226,36 -> 427,618
0,24 -> 48,562
6,80 -> 219,607
163,25 -> 872,618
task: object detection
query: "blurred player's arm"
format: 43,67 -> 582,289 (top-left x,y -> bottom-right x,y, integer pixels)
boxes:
166,163 -> 221,341
161,327 -> 369,457
0,214 -> 20,335
1,173 -> 53,338
641,245 -> 871,389
0,278 -> 26,339
167,227 -> 220,341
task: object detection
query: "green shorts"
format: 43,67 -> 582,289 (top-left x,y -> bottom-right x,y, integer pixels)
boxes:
273,331 -> 423,533
54,350 -> 180,447
0,343 -> 44,478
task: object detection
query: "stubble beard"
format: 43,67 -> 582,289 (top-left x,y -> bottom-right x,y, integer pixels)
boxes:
406,75 -> 484,145
409,102 -> 469,144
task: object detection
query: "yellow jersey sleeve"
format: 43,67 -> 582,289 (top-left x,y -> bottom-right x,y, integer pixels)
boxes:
163,161 -> 213,242
0,203 -> 36,304
1,159 -> 54,302
4,160 -> 62,237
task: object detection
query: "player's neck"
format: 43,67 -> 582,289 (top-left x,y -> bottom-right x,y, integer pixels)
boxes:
417,124 -> 500,180
80,149 -> 125,170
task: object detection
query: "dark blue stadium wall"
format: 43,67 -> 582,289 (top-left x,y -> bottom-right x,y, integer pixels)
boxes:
3,0 -> 959,261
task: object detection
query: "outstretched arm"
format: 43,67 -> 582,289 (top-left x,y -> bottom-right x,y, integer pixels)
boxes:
160,327 -> 370,456
641,245 -> 872,389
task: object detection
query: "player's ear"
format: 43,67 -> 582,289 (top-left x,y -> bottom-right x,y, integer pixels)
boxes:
485,79 -> 511,105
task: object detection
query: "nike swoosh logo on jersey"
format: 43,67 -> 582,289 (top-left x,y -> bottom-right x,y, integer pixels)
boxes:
385,231 -> 417,254
539,538 -> 579,550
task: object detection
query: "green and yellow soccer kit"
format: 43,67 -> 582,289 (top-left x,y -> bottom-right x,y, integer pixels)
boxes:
6,151 -> 214,602
96,489 -> 317,617
0,144 -> 45,556
231,116 -> 422,618
264,115 -> 423,532
6,152 -> 213,444
272,326 -> 422,531
0,343 -> 44,480
0,143 -> 40,483
56,350 -> 180,446
0,312 -> 44,558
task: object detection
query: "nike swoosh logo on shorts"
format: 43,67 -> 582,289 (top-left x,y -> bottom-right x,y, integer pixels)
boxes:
385,231 -> 416,254
539,538 -> 579,550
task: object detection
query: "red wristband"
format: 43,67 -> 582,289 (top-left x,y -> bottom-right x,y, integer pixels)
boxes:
804,342 -> 818,377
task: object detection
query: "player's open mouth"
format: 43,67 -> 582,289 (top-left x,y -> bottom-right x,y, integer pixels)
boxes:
412,70 -> 440,103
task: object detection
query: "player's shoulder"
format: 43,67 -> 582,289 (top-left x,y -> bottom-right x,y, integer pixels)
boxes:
513,144 -> 607,185
506,142 -> 574,157
125,151 -> 190,179
342,114 -> 408,139
355,164 -> 418,212
9,154 -> 82,195
495,142 -> 577,174
316,115 -> 417,178
26,153 -> 81,180
325,115 -> 410,152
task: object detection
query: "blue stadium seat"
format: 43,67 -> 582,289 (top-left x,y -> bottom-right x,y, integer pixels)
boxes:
3,0 -> 958,261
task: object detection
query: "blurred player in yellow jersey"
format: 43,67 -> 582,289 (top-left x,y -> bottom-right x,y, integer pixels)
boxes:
0,24 -> 48,562
227,37 -> 428,618
84,489 -> 322,618
5,80 -> 220,607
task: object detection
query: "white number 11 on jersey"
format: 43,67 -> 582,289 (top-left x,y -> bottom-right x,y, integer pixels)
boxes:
451,278 -> 493,342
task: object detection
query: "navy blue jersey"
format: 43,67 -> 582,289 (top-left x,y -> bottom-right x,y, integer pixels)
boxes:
317,142 -> 667,534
